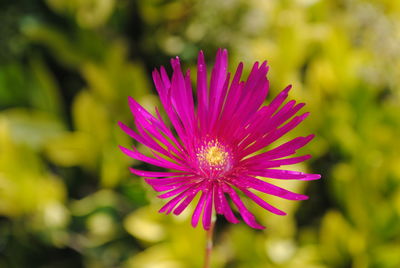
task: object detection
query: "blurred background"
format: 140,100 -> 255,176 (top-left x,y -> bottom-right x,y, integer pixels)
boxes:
1,0 -> 400,267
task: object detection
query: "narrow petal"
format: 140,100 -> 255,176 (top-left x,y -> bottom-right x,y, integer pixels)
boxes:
213,184 -> 224,215
270,101 -> 305,128
242,135 -> 315,164
239,188 -> 286,216
191,190 -> 208,227
220,62 -> 244,122
244,155 -> 312,169
119,145 -> 188,171
234,94 -> 298,151
197,50 -> 209,133
159,186 -> 196,214
173,184 -> 203,215
209,72 -> 230,133
223,184 -> 265,229
157,182 -> 198,198
239,176 -> 309,200
202,186 -> 214,230
144,176 -> 193,187
125,96 -> 187,160
150,180 -> 192,192
233,61 -> 269,119
240,112 -> 310,157
248,169 -> 321,181
208,49 -> 229,132
130,168 -> 188,178
208,49 -> 228,112
170,57 -> 195,135
152,69 -> 187,142
215,184 -> 239,223
267,85 -> 292,114
119,121 -> 185,163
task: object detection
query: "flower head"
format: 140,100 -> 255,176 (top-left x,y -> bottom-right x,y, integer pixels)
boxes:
119,49 -> 321,230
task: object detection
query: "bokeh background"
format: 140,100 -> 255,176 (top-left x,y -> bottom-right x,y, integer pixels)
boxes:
1,0 -> 400,267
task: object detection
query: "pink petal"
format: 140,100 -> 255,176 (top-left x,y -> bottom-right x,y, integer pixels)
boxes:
223,184 -> 265,229
170,57 -> 195,135
216,184 -> 239,223
244,155 -> 312,169
191,190 -> 208,228
159,186 -> 196,215
240,176 -> 309,200
173,184 -> 203,215
239,188 -> 286,216
202,185 -> 214,230
240,112 -> 310,157
249,169 -> 321,181
119,121 -> 185,163
129,168 -> 189,178
119,145 -> 188,171
157,182 -> 198,198
197,50 -> 209,134
242,135 -> 315,164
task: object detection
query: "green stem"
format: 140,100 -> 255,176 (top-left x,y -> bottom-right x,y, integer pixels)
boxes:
203,217 -> 216,268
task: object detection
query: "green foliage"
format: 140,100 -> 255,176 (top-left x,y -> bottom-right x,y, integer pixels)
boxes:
1,0 -> 399,267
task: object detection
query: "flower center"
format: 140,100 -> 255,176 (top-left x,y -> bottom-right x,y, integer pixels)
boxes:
204,146 -> 228,166
197,140 -> 232,176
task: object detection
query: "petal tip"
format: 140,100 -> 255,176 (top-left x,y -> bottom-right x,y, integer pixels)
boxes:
129,167 -> 139,175
251,223 -> 266,230
284,85 -> 293,93
298,195 -> 309,201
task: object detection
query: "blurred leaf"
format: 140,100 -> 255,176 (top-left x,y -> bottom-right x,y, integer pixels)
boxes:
124,208 -> 166,243
1,108 -> 65,150
29,55 -> 65,117
0,117 -> 66,218
46,0 -> 116,29
44,131 -> 97,168
72,90 -> 110,143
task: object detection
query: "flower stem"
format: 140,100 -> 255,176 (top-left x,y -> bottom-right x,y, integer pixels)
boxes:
203,217 -> 216,268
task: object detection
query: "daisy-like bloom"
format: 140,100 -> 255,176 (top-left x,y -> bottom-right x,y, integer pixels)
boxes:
119,49 -> 320,230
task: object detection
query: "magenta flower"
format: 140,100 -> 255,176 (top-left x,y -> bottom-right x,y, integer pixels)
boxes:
119,49 -> 320,230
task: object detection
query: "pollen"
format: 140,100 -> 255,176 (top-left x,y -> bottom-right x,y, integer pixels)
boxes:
197,141 -> 230,170
204,146 -> 228,166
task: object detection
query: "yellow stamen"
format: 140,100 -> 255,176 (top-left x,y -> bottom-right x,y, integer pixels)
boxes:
205,146 -> 227,166
197,140 -> 229,168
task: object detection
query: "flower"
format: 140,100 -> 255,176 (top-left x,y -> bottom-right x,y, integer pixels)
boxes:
119,49 -> 321,230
